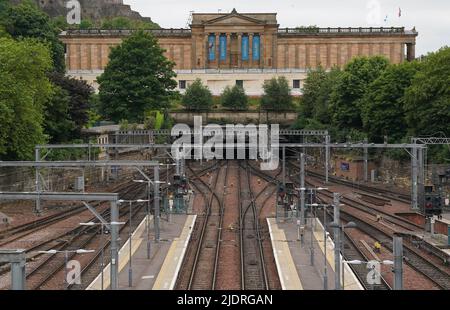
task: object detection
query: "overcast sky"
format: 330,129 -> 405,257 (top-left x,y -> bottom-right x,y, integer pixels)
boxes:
125,0 -> 449,56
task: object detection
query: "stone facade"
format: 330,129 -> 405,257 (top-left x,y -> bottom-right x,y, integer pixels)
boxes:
60,9 -> 418,95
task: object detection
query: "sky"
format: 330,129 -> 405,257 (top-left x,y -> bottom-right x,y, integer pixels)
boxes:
125,0 -> 450,56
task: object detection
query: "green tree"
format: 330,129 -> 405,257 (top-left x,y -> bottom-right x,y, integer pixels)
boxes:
221,85 -> 248,111
43,86 -> 76,143
48,72 -> 94,140
329,56 -> 389,132
0,37 -> 53,160
300,66 -> 342,123
98,30 -> 177,122
181,79 -> 213,111
261,77 -> 293,111
2,1 -> 65,72
361,61 -> 420,142
404,47 -> 450,137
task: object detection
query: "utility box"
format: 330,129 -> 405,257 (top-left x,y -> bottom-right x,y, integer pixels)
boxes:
75,177 -> 85,192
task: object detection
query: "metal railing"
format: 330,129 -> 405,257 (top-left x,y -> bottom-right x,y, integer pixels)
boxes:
62,28 -> 192,37
278,27 -> 408,35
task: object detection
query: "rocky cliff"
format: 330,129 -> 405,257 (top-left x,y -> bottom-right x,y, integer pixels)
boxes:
11,0 -> 154,23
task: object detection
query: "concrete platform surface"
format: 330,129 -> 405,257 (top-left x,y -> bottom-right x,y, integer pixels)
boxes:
87,214 -> 196,290
267,217 -> 364,290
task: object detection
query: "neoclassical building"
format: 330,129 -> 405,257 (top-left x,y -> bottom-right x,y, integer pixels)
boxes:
60,9 -> 418,95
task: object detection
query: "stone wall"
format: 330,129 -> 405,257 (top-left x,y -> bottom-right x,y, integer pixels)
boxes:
168,111 -> 298,126
276,37 -> 406,68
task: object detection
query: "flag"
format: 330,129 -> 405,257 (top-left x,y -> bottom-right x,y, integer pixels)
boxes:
398,7 -> 402,17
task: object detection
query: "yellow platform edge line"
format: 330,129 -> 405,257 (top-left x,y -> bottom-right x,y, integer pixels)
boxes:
267,218 -> 303,290
86,215 -> 152,290
152,215 -> 197,290
313,218 -> 364,290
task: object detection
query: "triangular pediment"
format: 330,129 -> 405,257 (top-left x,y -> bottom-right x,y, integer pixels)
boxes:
204,12 -> 265,25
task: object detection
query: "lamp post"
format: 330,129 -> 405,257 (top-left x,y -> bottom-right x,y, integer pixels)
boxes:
133,179 -> 167,244
297,187 -> 328,268
118,199 -> 149,287
329,221 -> 357,290
79,222 -> 108,290
38,249 -> 95,290
308,202 -> 332,290
133,179 -> 153,260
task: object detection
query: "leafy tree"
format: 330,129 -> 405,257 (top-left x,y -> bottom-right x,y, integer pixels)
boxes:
2,1 -> 65,72
300,66 -> 327,118
404,47 -> 450,137
329,56 -> 389,132
181,79 -> 213,111
43,86 -> 75,143
98,30 -> 177,122
300,66 -> 341,123
261,77 -> 293,111
221,85 -> 248,111
0,37 -> 53,160
48,72 -> 94,140
361,61 -> 420,142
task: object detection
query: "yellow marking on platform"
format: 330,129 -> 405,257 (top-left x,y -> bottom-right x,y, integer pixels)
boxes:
86,215 -> 151,290
152,215 -> 197,290
267,218 -> 303,290
312,219 -> 364,290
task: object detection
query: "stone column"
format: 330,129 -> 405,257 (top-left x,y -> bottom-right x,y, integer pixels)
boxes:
249,33 -> 253,68
407,43 -> 416,61
272,33 -> 278,69
204,34 -> 209,68
238,33 -> 242,68
260,34 -> 264,68
215,33 -> 220,69
226,33 -> 231,68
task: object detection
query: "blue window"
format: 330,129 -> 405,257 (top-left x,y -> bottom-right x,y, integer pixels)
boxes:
208,34 -> 216,61
252,35 -> 260,60
219,35 -> 227,61
242,35 -> 249,61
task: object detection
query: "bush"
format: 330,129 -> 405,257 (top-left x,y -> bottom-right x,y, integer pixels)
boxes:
181,79 -> 213,111
220,85 -> 248,111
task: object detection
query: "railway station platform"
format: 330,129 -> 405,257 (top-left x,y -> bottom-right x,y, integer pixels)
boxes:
86,214 -> 196,290
267,218 -> 364,290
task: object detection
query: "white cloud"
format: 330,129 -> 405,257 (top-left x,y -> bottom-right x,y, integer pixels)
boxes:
126,0 -> 450,56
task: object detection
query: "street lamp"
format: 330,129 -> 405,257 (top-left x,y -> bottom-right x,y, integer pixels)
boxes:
329,221 -> 357,290
37,249 -> 95,290
79,221 -> 112,290
118,199 -> 149,287
133,179 -> 152,260
307,202 -> 332,290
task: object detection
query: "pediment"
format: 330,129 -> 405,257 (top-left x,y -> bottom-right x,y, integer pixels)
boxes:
204,13 -> 265,25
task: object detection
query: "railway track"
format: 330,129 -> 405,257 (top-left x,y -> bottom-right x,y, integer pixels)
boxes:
314,197 -> 392,290
175,162 -> 227,290
283,164 -> 450,290
253,164 -> 450,290
287,159 -> 410,203
338,211 -> 450,290
66,166 -> 177,290
26,182 -> 148,290
238,161 -> 269,290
